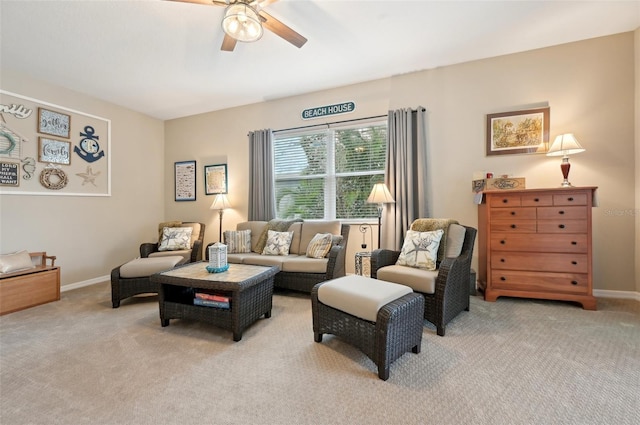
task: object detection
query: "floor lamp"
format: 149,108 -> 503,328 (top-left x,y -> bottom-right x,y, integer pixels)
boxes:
210,193 -> 231,242
366,183 -> 395,248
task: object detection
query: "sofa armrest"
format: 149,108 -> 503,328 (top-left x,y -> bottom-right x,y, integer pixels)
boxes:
140,243 -> 158,258
370,249 -> 401,278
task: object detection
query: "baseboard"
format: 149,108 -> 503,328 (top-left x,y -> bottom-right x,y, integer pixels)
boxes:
61,275 -> 109,292
593,289 -> 640,301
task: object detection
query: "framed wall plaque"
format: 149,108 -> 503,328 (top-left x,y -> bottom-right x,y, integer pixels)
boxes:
175,160 -> 196,201
204,163 -> 228,195
38,137 -> 71,165
38,107 -> 71,139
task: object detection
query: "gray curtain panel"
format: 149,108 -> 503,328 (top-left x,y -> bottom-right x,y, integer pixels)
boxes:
384,107 -> 429,250
248,129 -> 276,221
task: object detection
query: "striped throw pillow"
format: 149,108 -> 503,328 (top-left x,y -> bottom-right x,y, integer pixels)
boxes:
224,229 -> 252,253
306,233 -> 333,259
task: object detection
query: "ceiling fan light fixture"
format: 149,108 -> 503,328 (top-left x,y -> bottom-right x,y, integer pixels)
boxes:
222,3 -> 263,43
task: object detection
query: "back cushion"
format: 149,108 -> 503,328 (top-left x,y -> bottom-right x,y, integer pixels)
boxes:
445,224 -> 466,258
237,221 -> 267,252
182,222 -> 202,247
299,221 -> 341,255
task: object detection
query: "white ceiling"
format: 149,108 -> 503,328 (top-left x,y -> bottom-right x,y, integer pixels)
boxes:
1,0 -> 638,120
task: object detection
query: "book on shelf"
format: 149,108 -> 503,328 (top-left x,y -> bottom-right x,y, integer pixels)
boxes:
195,292 -> 230,303
193,298 -> 230,309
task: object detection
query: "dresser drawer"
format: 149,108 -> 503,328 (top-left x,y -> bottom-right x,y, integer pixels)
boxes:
521,194 -> 553,206
490,270 -> 588,294
553,193 -> 587,206
490,252 -> 588,273
490,207 -> 536,220
537,220 -> 588,234
490,233 -> 588,253
490,220 -> 537,233
488,194 -> 521,208
537,206 -> 587,220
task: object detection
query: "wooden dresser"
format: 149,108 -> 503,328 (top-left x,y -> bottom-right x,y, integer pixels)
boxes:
477,187 -> 597,310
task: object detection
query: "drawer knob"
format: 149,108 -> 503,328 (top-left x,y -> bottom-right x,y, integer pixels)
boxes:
500,258 -> 505,262
559,210 -> 565,215
568,197 -> 574,201
511,211 -> 516,215
572,261 -> 578,265
500,240 -> 506,245
502,199 -> 508,204
559,224 -> 566,229
500,276 -> 506,281
571,280 -> 578,285
534,198 -> 539,202
571,241 -> 577,245
510,224 -> 517,229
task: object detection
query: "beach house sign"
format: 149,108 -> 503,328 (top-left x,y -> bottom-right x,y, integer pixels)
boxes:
301,101 -> 355,120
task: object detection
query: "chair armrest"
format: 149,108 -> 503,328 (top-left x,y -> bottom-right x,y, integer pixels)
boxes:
326,245 -> 345,279
370,249 -> 401,278
140,243 -> 159,258
190,240 -> 204,263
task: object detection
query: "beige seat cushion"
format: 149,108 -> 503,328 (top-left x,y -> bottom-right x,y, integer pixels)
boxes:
318,275 -> 412,322
148,250 -> 190,264
281,256 -> 328,273
120,256 -> 183,278
377,265 -> 439,294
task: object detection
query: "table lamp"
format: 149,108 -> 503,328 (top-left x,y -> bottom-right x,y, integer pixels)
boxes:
546,133 -> 585,187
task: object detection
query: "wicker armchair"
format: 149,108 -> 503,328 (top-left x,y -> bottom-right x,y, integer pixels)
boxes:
371,221 -> 477,336
140,221 -> 206,263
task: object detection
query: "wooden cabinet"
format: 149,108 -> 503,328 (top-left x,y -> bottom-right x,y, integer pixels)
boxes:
477,187 -> 597,310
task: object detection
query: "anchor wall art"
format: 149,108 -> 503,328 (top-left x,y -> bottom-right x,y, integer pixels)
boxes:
0,90 -> 111,196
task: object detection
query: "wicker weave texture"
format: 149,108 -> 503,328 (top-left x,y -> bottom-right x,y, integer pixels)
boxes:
110,266 -> 158,308
312,283 -> 424,380
371,225 -> 477,336
152,263 -> 278,341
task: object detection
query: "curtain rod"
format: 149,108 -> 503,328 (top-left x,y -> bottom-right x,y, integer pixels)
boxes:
273,114 -> 388,134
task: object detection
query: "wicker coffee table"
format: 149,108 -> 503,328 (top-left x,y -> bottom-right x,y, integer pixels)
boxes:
151,262 -> 279,341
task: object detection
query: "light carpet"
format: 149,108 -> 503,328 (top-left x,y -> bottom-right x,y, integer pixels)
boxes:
1,282 -> 639,425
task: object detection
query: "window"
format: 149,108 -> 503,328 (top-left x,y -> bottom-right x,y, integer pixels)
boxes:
274,119 -> 387,220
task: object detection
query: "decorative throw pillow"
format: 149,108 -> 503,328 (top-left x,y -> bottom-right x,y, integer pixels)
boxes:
306,233 -> 333,259
396,229 -> 444,270
158,227 -> 193,251
262,230 -> 294,256
224,229 -> 252,253
0,250 -> 35,274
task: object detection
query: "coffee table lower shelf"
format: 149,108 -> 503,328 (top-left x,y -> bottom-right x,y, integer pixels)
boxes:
152,263 -> 278,341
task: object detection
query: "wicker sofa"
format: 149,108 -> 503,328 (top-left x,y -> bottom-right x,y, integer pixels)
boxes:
210,220 -> 350,293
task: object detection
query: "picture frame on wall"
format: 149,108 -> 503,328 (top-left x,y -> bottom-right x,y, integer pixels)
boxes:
38,137 -> 71,165
204,163 -> 228,195
38,107 -> 71,139
175,160 -> 196,201
486,107 -> 550,156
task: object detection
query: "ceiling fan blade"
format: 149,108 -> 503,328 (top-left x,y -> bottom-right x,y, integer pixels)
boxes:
259,10 -> 307,48
166,0 -> 227,6
221,33 -> 237,52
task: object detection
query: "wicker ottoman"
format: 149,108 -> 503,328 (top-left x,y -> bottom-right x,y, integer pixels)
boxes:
311,275 -> 424,380
111,256 -> 183,308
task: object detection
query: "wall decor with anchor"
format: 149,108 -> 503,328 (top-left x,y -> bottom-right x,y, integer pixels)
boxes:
0,90 -> 111,196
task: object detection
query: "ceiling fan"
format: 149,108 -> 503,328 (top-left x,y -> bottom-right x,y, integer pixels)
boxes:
169,0 -> 307,52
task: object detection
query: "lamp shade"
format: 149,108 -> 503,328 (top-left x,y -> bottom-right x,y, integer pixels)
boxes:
222,3 -> 263,43
547,134 -> 585,157
210,193 -> 231,210
366,183 -> 395,204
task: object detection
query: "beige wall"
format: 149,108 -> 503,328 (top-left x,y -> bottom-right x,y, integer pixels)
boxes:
165,32 -> 637,294
1,32 -> 636,295
0,70 -> 165,287
636,28 -> 640,294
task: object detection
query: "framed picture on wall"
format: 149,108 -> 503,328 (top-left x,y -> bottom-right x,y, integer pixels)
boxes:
38,137 -> 71,165
38,108 -> 71,139
175,160 -> 196,201
204,163 -> 228,195
486,107 -> 550,156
